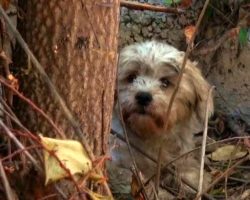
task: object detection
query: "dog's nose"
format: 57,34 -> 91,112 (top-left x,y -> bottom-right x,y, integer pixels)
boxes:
135,91 -> 153,106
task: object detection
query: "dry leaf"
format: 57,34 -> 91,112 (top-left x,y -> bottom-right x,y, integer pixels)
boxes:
208,145 -> 248,161
40,135 -> 92,185
184,25 -> 196,44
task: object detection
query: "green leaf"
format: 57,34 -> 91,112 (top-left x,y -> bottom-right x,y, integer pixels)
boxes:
239,28 -> 248,47
163,0 -> 182,6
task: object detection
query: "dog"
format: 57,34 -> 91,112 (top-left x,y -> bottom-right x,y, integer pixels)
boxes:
108,41 -> 214,198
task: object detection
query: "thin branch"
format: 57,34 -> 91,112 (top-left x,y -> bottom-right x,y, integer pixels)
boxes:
0,98 -> 43,162
195,155 -> 250,200
193,28 -> 239,56
110,129 -> 215,200
0,77 -> 66,139
120,0 -> 182,14
0,159 -> 14,200
196,86 -> 215,199
0,120 -> 42,172
0,102 -> 67,200
1,144 -> 40,162
0,101 -> 67,199
116,99 -> 150,200
155,146 -> 163,195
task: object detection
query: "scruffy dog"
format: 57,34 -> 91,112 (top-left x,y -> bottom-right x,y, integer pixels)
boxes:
108,41 -> 214,198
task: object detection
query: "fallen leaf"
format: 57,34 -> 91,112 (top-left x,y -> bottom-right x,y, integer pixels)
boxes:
184,25 -> 196,44
40,135 -> 92,185
208,145 -> 248,161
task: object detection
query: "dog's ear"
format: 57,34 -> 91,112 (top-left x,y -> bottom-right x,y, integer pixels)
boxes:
186,61 -> 214,132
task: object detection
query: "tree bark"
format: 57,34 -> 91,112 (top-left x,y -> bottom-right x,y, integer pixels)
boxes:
18,0 -> 119,157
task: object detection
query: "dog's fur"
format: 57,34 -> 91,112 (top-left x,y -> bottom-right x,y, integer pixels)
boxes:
108,41 -> 213,197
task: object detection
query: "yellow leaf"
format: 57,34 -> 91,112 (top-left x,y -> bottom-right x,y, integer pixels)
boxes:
40,135 -> 92,185
208,145 -> 248,161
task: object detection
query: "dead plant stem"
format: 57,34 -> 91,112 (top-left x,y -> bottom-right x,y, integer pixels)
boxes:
0,159 -> 14,200
120,0 -> 181,13
0,120 -> 42,172
0,77 -> 66,139
195,155 -> 250,200
196,86 -> 215,199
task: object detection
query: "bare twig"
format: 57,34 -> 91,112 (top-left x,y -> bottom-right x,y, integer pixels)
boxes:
0,76 -> 66,139
110,129 -> 215,200
195,155 -> 250,200
155,146 -> 163,195
120,0 -> 182,14
0,159 -> 14,200
0,97 -> 43,162
196,86 -> 215,199
116,101 -> 150,200
0,120 -> 42,172
208,3 -> 234,26
1,144 -> 40,162
193,28 -> 239,56
0,103 -> 67,199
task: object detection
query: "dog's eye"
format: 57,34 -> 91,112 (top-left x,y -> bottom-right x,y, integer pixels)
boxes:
160,77 -> 169,88
126,73 -> 137,83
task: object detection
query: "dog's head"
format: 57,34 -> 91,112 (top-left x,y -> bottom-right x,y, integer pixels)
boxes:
117,41 -> 213,138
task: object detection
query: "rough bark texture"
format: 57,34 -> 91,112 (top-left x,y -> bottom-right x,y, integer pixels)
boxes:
18,0 -> 119,156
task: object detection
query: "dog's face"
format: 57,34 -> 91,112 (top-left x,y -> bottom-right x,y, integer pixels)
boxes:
117,41 -> 213,138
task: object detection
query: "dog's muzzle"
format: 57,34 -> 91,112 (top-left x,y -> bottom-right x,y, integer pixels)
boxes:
135,91 -> 153,106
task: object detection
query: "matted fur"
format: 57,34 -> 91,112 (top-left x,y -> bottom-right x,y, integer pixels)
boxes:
108,41 -> 214,197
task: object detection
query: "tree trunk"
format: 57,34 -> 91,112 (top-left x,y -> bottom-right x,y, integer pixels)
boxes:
18,0 -> 119,156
